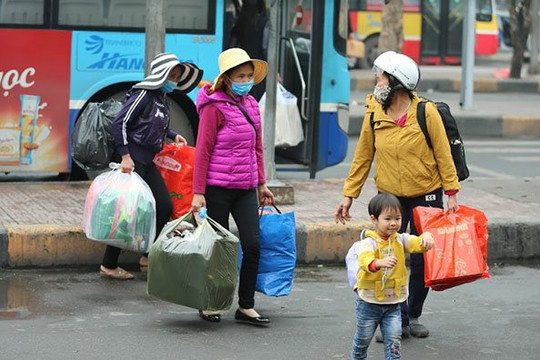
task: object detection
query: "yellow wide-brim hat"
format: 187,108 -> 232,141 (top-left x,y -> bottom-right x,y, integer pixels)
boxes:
210,48 -> 268,92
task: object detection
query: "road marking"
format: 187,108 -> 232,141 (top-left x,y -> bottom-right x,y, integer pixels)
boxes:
465,140 -> 540,146
466,148 -> 540,153
500,157 -> 540,162
467,165 -> 516,179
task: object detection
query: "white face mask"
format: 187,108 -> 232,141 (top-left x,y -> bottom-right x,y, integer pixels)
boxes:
373,84 -> 391,104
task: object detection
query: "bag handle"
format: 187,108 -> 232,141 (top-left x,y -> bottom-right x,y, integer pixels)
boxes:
205,216 -> 236,238
165,211 -> 237,241
258,202 -> 282,218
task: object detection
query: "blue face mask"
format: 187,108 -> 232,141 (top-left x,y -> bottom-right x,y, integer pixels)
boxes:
230,80 -> 254,96
161,80 -> 177,94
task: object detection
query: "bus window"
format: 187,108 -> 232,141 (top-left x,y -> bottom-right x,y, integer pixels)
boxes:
349,0 -> 367,11
55,0 -> 213,32
167,0 -> 209,30
58,0 -> 105,27
476,0 -> 493,22
107,0 -> 146,28
335,0 -> 348,56
0,0 -> 45,25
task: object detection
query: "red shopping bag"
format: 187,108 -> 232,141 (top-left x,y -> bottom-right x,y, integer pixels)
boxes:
413,205 -> 490,291
154,144 -> 195,219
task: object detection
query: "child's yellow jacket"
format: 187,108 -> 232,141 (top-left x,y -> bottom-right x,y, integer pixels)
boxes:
355,230 -> 429,303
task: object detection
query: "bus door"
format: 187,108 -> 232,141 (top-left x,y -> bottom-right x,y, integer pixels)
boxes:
276,0 -> 323,174
421,0 -> 464,64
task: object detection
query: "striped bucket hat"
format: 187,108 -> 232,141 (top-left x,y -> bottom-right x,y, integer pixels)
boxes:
133,52 -> 203,93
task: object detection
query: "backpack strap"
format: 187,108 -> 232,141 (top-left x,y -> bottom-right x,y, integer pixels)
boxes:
396,233 -> 405,246
360,229 -> 378,248
416,100 -> 433,149
359,228 -> 368,240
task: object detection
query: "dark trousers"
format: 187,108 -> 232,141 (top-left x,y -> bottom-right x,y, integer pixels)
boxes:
205,186 -> 260,310
102,160 -> 172,269
397,188 -> 443,327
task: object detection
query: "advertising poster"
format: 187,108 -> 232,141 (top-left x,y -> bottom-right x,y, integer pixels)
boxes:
0,29 -> 71,172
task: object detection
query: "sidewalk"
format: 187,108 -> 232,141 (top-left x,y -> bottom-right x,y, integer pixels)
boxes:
1,178 -> 539,267
349,53 -> 540,137
351,52 -> 540,94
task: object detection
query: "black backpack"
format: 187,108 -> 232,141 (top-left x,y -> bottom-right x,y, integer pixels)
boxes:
416,100 -> 469,181
368,99 -> 469,181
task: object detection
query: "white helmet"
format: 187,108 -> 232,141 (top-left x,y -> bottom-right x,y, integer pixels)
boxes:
372,51 -> 420,90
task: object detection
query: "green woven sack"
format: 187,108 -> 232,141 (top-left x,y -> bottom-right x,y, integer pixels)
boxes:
147,213 -> 239,312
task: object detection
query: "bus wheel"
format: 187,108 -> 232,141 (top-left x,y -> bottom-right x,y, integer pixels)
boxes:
68,161 -> 90,181
359,35 -> 379,69
167,97 -> 196,146
69,92 -> 195,180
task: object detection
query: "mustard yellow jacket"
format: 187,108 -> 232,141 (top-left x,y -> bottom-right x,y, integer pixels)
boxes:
343,94 -> 459,198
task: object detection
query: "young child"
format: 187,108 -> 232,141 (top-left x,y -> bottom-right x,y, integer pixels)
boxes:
351,193 -> 434,360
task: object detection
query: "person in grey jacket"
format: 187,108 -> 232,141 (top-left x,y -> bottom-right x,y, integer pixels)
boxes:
100,52 -> 202,279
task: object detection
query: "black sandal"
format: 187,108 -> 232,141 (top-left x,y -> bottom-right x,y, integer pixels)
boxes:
198,310 -> 221,323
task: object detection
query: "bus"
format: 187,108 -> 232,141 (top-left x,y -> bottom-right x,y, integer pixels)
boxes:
348,0 -> 500,68
0,0 -> 349,179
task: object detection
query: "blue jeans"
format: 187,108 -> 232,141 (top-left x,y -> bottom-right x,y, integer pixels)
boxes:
352,298 -> 402,360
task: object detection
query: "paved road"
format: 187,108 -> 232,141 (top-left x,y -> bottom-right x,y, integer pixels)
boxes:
277,136 -> 540,185
1,265 -> 539,360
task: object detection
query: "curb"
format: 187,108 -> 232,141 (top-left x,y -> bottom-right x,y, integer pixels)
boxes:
2,224 -> 139,267
351,77 -> 540,93
488,221 -> 540,261
295,221 -> 369,264
501,115 -> 540,137
0,225 -> 8,267
1,221 -> 539,268
348,113 -> 540,137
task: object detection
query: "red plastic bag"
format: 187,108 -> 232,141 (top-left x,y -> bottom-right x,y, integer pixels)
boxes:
413,205 -> 490,291
154,144 -> 195,219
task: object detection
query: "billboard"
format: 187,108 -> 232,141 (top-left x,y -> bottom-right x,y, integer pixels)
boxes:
0,29 -> 71,172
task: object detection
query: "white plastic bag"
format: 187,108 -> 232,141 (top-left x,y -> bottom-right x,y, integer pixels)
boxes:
83,163 -> 156,253
259,84 -> 304,147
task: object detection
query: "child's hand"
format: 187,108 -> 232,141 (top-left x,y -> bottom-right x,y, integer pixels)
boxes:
376,256 -> 397,269
421,232 -> 435,250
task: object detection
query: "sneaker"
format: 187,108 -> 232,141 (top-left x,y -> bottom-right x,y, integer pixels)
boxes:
402,325 -> 410,339
375,326 -> 410,343
410,322 -> 429,338
375,330 -> 383,343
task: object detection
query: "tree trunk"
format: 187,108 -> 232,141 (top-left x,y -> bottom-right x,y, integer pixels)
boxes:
378,0 -> 404,54
510,0 -> 532,78
528,0 -> 540,74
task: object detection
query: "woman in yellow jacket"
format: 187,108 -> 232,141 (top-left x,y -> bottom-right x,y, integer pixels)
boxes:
335,51 -> 460,339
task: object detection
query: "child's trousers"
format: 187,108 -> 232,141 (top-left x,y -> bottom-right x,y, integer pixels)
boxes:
351,298 -> 402,360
